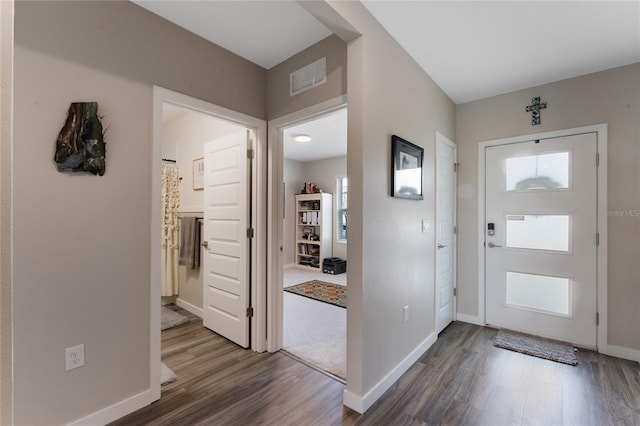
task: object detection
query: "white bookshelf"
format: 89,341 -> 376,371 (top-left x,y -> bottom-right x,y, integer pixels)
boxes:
295,193 -> 332,270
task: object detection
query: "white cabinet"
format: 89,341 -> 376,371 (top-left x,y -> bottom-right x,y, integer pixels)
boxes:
295,193 -> 332,269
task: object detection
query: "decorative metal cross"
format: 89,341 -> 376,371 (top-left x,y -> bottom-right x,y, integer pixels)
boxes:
525,96 -> 547,125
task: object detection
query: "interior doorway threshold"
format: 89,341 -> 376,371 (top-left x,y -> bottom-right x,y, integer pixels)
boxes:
281,349 -> 346,385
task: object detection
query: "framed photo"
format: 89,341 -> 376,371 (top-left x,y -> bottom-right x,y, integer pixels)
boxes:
193,157 -> 204,190
391,135 -> 423,200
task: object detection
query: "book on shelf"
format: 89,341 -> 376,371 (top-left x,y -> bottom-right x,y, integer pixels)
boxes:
298,243 -> 320,257
298,200 -> 320,211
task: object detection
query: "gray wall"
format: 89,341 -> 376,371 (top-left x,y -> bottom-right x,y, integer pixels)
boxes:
267,34 -> 347,120
456,63 -> 640,351
329,1 -> 456,403
13,1 -> 266,424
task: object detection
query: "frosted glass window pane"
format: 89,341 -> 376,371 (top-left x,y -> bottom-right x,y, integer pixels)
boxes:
506,215 -> 569,251
506,272 -> 570,316
506,152 -> 569,191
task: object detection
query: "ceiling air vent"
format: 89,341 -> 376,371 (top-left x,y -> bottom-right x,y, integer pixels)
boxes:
290,57 -> 326,97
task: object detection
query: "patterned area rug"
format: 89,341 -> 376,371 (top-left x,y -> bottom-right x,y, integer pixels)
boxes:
284,280 -> 346,308
493,329 -> 578,366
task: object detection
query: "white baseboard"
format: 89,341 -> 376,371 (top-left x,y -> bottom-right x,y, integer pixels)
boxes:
176,298 -> 203,318
284,263 -> 295,270
67,388 -> 155,426
343,332 -> 437,414
455,313 -> 483,326
605,344 -> 640,363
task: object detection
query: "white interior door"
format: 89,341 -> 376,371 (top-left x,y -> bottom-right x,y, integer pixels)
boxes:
435,134 -> 456,334
485,133 -> 598,347
203,130 -> 251,348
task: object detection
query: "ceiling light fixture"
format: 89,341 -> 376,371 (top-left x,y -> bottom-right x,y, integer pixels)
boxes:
294,134 -> 312,143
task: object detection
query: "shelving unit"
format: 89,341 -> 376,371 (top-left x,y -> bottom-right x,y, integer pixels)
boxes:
295,193 -> 332,269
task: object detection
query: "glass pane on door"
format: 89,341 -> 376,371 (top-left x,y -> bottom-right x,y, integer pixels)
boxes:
505,271 -> 571,316
506,151 -> 570,191
506,214 -> 570,251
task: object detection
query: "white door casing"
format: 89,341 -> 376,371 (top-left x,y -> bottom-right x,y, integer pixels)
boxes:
266,96 -> 347,353
485,133 -> 598,347
152,87 -> 267,411
203,130 -> 251,348
435,133 -> 457,334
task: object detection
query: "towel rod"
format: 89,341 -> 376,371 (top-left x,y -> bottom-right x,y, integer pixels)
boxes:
162,158 -> 176,163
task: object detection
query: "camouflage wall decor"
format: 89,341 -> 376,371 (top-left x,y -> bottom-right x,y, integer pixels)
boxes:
54,102 -> 106,176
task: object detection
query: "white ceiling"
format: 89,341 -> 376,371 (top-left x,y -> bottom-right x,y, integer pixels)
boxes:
138,1 -> 638,161
283,108 -> 347,162
362,1 -> 640,104
133,0 -> 640,105
132,0 -> 332,69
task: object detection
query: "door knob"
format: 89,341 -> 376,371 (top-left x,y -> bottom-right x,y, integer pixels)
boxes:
437,244 -> 446,249
202,240 -> 209,248
487,242 -> 502,248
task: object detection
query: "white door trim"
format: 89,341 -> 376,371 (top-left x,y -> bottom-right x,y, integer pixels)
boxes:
151,86 -> 267,399
477,124 -> 608,352
0,1 -> 14,424
266,95 -> 347,352
434,132 -> 457,331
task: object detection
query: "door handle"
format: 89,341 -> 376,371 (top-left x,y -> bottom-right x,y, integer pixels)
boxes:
487,242 -> 502,248
202,240 -> 209,248
437,243 -> 446,249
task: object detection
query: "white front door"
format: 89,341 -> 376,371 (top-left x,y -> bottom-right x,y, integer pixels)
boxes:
435,134 -> 456,334
203,130 -> 251,348
485,133 -> 598,347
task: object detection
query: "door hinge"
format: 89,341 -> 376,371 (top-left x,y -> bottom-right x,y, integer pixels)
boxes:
247,228 -> 255,238
453,225 -> 457,235
596,233 -> 600,246
247,307 -> 254,318
596,153 -> 600,167
596,312 -> 599,326
453,288 -> 457,297
454,162 -> 460,172
247,148 -> 254,159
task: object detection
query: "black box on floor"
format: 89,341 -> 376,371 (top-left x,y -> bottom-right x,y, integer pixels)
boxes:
323,257 -> 346,275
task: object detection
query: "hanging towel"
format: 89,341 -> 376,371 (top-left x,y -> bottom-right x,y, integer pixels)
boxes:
179,217 -> 201,269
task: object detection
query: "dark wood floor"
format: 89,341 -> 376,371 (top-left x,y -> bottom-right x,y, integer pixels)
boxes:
111,306 -> 640,425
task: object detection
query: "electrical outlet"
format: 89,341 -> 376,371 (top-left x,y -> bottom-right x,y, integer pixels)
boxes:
403,305 -> 410,323
65,344 -> 85,371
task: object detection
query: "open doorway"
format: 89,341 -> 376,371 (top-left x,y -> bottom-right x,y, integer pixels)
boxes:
151,87 -> 267,397
279,106 -> 348,380
159,102 -> 250,385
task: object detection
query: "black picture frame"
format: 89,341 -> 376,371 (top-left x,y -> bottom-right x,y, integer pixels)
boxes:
391,135 -> 424,200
